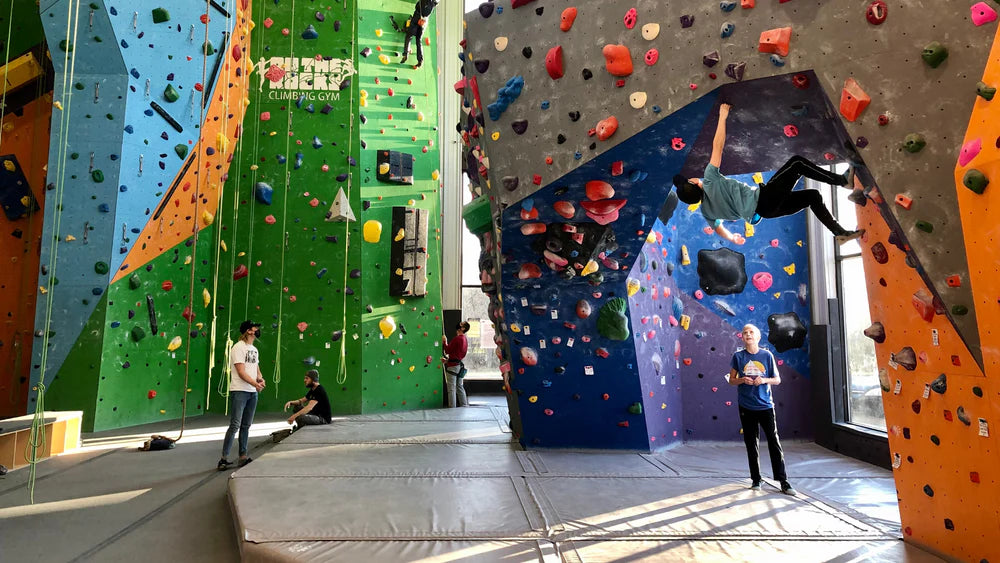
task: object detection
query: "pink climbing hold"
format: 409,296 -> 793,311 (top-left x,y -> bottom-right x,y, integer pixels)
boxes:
971,2 -> 998,26
520,347 -> 538,366
297,322 -> 309,332
752,272 -> 773,292
623,8 -> 637,29
770,239 -> 780,247
545,46 -> 565,79
644,49 -> 659,66
671,138 -> 686,150
519,263 -> 543,279
264,64 -> 286,83
959,138 -> 982,166
265,214 -> 277,224
694,289 -> 704,299
783,125 -> 798,137
580,199 -> 627,225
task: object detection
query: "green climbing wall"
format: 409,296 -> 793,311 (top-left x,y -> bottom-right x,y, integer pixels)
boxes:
357,1 -> 444,411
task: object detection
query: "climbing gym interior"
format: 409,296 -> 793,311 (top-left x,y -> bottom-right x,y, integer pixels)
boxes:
1,0 -> 999,561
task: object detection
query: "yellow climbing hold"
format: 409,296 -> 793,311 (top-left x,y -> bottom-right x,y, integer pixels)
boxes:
661,403 -> 667,410
431,169 -> 440,181
53,100 -> 63,110
184,256 -> 192,265
510,324 -> 521,333
680,314 -> 691,330
65,235 -> 76,241
686,202 -> 701,212
378,54 -> 390,64
491,131 -> 500,141
752,172 -> 764,184
202,210 -> 214,226
216,133 -> 228,153
645,231 -> 656,244
39,286 -> 47,294
409,365 -> 415,372
395,268 -> 403,275
3,160 -> 15,172
744,222 -> 754,238
167,335 -> 183,351
627,278 -> 641,297
796,240 -> 803,247
783,263 -> 796,275
407,199 -> 415,206
379,162 -> 390,175
773,292 -> 781,299
220,240 -> 228,252
202,287 -> 211,307
681,245 -> 691,266
379,315 -> 396,338
581,260 -> 599,276
417,112 -> 425,121
363,220 -> 382,243
528,395 -> 538,403
394,228 -> 405,242
375,28 -> 383,37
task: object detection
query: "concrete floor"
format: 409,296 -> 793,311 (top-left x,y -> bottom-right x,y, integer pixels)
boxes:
0,395 -> 938,562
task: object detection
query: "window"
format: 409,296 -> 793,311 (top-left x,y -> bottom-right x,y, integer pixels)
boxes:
460,186 -> 502,380
831,167 -> 886,431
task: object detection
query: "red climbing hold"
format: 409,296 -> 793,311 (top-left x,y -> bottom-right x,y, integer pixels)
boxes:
758,27 -> 792,57
602,44 -> 633,77
611,161 -> 624,176
644,49 -> 659,66
162,280 -> 173,291
866,1 -> 888,25
586,180 -> 615,200
791,73 -> 810,89
182,306 -> 194,322
511,0 -> 537,8
595,116 -> 619,141
839,78 -> 871,122
560,7 -> 577,31
148,390 -> 157,399
741,0 -> 755,7
545,46 -> 565,79
234,264 -> 249,280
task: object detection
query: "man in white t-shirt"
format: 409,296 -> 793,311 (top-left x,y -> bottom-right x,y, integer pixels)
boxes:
218,320 -> 266,470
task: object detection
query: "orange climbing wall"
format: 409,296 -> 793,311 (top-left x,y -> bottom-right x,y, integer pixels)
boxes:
857,38 -> 1000,555
0,96 -> 51,418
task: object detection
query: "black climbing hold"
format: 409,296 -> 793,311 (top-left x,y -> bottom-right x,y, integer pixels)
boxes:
943,519 -> 954,531
511,120 -> 528,134
568,111 -> 580,122
767,312 -> 807,352
923,484 -> 935,497
903,427 -> 911,439
871,242 -> 889,264
581,69 -> 592,80
911,400 -> 921,414
331,330 -> 343,342
892,346 -> 917,370
930,435 -> 940,446
725,61 -> 746,81
535,7 -> 543,15
522,46 -> 532,58
557,134 -> 566,144
973,386 -> 983,397
658,191 -> 679,224
478,2 -> 494,18
863,322 -> 886,343
349,269 -> 361,278
475,60 -> 490,73
930,373 -> 947,394
502,176 -> 520,191
848,189 -> 868,207
703,51 -> 720,67
957,406 -> 972,426
680,14 -> 694,28
696,248 -> 747,295
666,262 -> 675,276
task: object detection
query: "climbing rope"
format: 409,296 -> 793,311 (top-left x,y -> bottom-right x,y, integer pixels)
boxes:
24,382 -> 46,504
337,0 -> 359,386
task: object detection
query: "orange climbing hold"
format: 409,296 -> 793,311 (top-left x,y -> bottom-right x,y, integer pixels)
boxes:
894,194 -> 913,209
602,44 -> 633,77
595,116 -> 619,141
741,0 -> 755,7
560,7 -> 577,31
758,27 -> 792,57
839,78 -> 871,122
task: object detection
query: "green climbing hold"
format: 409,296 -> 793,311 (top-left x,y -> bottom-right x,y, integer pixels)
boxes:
921,41 -> 948,68
951,304 -> 969,316
94,261 -> 109,274
92,169 -> 104,183
628,402 -> 643,415
597,297 -> 630,341
151,7 -> 170,23
89,2 -> 100,9
915,220 -> 934,233
70,152 -> 79,160
963,169 -> 989,195
74,82 -> 84,90
59,39 -> 73,52
175,144 -> 188,159
129,273 -> 141,289
902,133 -> 926,153
131,326 -> 146,342
203,41 -> 215,56
163,84 -> 180,103
977,81 -> 996,101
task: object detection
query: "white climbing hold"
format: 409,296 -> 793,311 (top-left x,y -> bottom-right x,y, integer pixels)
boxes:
494,36 -> 509,51
641,23 -> 660,40
629,92 -> 648,109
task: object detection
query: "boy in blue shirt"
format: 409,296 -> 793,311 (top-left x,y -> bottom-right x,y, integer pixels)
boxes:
728,324 -> 797,496
674,103 -> 863,246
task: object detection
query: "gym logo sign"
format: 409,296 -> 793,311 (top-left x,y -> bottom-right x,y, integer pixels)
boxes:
254,57 -> 357,102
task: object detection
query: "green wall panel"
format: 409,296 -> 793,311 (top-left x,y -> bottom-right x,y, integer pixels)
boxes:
43,293 -> 104,432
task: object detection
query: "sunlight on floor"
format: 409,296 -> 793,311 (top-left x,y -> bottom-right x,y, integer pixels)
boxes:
0,488 -> 151,518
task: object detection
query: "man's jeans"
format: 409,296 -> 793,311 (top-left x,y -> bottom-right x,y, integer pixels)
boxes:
222,391 -> 258,458
292,404 -> 328,428
445,365 -> 468,408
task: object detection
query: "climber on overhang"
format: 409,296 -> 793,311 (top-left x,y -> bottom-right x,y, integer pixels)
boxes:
391,0 -> 440,68
673,103 -> 864,246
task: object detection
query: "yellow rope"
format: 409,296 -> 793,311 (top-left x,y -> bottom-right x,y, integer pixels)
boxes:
24,383 -> 46,504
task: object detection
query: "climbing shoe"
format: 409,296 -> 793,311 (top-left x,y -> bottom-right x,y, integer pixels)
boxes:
835,229 -> 865,246
750,480 -> 762,490
780,481 -> 798,496
238,457 -> 253,467
217,458 -> 233,471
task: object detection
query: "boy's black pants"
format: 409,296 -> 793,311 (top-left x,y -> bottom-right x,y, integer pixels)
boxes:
739,406 -> 787,482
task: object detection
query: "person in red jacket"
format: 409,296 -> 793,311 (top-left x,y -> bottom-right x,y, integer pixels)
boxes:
442,321 -> 471,407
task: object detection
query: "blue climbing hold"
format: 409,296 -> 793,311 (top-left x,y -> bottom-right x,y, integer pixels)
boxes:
721,22 -> 735,38
295,152 -> 304,169
98,203 -> 110,212
521,197 -> 534,212
301,25 -> 319,39
487,75 -> 525,121
276,154 -> 287,164
770,54 -> 785,67
541,100 -> 550,110
312,136 -> 323,148
255,182 -> 274,205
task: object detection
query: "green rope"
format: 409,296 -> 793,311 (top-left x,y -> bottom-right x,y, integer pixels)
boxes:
25,382 -> 46,504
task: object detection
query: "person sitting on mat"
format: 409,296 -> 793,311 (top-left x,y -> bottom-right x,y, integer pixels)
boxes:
284,369 -> 332,429
673,103 -> 864,246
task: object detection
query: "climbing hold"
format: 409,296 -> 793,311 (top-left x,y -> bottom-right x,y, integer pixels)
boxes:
560,7 -> 577,31
976,81 -> 996,101
167,335 -> 183,352
644,49 -> 659,66
301,25 -> 318,39
545,46 -> 565,79
971,2 -> 998,25
554,201 -> 576,219
724,62 -> 746,81
576,300 -> 592,319
758,27 -> 792,57
598,297 -> 630,341
580,199 -> 626,224
586,180 -> 615,201
202,288 -> 211,308
921,41 -> 948,69
629,92 -> 647,109
475,59 -> 490,73
602,44 -> 633,77
863,322 -> 886,343
963,170 -> 989,194
751,272 -> 773,292
915,221 -> 934,233
130,326 -> 146,342
92,170 -> 104,183
518,264 -> 542,279
363,220 -> 382,243
233,264 -> 248,280
94,261 -> 109,275
511,120 -> 529,134
891,347 -> 917,370
866,1 -> 888,25
479,2 -> 495,18
956,406 -> 972,426
628,402 -> 643,415
641,23 -> 660,40
720,1 -> 737,12
623,8 -> 637,29
697,248 -> 747,295
151,7 -> 170,23
839,78 -> 870,122
494,37 -> 508,51
379,315 -> 397,338
902,134 -> 926,153
487,75 -> 524,121
959,138 -> 982,166
595,116 -> 619,141
720,22 -> 735,38
930,373 -> 947,394
627,278 -> 641,297
680,14 -> 695,28
163,84 -> 180,103
521,347 -> 538,366
767,312 -> 807,352
703,51 -> 720,67
254,182 -> 274,205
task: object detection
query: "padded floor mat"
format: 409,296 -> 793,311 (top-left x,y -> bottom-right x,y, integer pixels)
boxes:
654,441 -> 892,478
242,540 -> 558,563
284,419 -> 511,444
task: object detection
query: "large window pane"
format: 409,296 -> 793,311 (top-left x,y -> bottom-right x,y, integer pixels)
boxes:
460,288 -> 502,380
840,256 -> 886,431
